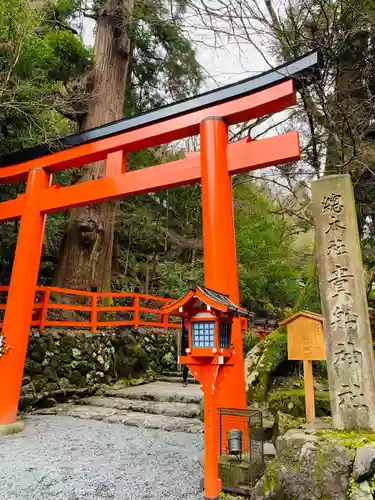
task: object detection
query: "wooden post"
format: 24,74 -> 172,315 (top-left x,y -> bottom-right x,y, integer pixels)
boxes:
91,295 -> 97,333
134,295 -> 140,328
303,360 -> 315,423
39,289 -> 51,332
162,313 -> 169,330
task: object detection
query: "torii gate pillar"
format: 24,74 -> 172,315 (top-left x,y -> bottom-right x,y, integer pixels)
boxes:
200,117 -> 246,409
0,168 -> 51,426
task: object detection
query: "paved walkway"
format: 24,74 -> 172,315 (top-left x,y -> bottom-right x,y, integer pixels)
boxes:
0,415 -> 203,500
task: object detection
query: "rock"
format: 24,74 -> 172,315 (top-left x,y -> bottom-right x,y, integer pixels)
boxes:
40,397 -> 57,408
162,352 -> 174,367
32,374 -> 48,392
263,442 -> 276,458
276,428 -> 317,453
43,366 -> 58,381
24,359 -> 43,375
70,370 -> 84,385
72,348 -> 82,360
246,329 -> 288,403
97,355 -> 105,365
22,376 -> 31,386
45,382 -> 59,393
262,410 -> 275,430
251,474 -> 282,500
266,429 -> 353,500
59,377 -> 70,389
21,382 -> 37,398
268,388 -> 331,418
28,338 -> 46,362
276,411 -> 303,435
351,481 -> 373,500
353,444 -> 375,481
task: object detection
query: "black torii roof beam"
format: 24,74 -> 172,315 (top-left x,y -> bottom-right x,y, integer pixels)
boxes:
0,50 -> 321,168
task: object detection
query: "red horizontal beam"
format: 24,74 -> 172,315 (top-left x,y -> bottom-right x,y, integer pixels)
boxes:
0,285 -> 173,303
0,80 -> 295,183
40,131 -> 299,214
0,196 -> 25,222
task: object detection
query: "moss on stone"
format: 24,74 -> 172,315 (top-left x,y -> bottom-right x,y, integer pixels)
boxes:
263,459 -> 281,494
219,493 -> 246,500
247,327 -> 288,403
317,429 -> 375,449
276,411 -> 305,434
268,388 -> 331,418
101,296 -> 116,321
369,475 -> 375,493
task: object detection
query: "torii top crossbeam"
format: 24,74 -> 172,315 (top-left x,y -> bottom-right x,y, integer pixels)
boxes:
0,50 -> 319,171
0,51 -> 320,225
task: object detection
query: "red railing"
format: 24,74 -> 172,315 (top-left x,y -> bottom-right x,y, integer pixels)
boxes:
0,286 -> 181,332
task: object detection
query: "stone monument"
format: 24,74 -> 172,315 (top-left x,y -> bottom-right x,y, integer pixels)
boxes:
312,174 -> 375,430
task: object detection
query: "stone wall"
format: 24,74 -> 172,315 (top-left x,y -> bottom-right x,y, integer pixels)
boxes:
21,327 -> 178,409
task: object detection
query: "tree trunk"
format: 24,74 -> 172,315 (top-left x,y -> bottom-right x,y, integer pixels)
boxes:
55,0 -> 133,292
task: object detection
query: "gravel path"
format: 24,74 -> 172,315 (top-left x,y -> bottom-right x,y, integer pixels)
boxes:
0,415 -> 204,500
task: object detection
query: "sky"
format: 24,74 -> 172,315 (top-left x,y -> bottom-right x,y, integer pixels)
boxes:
81,7 -> 274,91
80,6 -> 291,176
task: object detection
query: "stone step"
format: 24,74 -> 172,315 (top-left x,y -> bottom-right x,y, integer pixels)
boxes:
99,381 -> 203,404
161,371 -> 182,377
35,404 -> 203,434
156,375 -> 199,384
76,396 -> 201,418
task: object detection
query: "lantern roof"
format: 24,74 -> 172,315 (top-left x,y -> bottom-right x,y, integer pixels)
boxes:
161,285 -> 251,318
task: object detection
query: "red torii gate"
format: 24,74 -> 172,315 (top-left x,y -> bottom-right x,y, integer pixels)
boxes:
0,51 -> 320,499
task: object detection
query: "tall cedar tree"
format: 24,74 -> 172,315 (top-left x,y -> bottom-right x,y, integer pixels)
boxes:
55,0 -> 202,292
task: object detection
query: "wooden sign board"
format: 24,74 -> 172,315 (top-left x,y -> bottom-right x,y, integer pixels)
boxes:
281,311 -> 326,361
280,311 -> 326,423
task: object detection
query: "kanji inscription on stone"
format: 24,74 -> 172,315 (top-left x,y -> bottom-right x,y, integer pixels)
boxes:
312,174 -> 375,430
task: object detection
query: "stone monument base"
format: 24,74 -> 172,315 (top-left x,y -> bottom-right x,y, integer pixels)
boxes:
253,425 -> 375,500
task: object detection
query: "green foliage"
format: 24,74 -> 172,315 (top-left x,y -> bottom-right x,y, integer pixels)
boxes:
318,429 -> 375,449
126,0 -> 202,114
101,296 -> 116,321
157,260 -> 204,297
234,181 -> 302,311
0,0 -> 309,319
243,329 -> 260,355
295,256 -> 321,314
0,0 -> 92,153
268,388 -> 331,418
247,328 -> 288,402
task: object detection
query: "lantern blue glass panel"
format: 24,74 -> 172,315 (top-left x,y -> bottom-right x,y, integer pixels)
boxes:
219,322 -> 231,348
192,321 -> 215,348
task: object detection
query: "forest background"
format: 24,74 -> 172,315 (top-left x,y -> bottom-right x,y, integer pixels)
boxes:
2,0 -> 375,320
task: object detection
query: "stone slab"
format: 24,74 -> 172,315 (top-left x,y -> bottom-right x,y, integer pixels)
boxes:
34,404 -> 203,433
353,444 -> 375,481
77,396 -> 201,418
351,481 -> 372,500
156,376 -> 198,384
100,381 -> 203,404
312,174 -> 375,430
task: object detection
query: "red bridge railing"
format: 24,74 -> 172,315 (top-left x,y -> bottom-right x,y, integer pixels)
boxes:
0,286 -> 181,332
